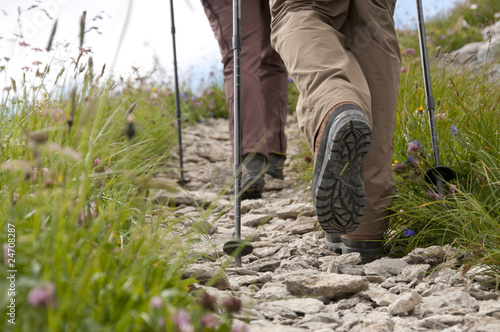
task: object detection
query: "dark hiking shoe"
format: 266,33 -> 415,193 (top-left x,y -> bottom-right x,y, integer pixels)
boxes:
312,104 -> 372,234
325,233 -> 343,254
266,153 -> 285,180
241,153 -> 266,200
325,234 -> 382,264
341,237 -> 382,264
240,172 -> 265,200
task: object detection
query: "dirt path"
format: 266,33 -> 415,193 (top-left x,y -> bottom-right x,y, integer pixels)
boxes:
154,115 -> 500,332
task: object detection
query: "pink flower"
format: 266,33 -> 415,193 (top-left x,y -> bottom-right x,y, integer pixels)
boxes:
173,309 -> 193,332
32,47 -> 44,52
407,142 -> 420,155
200,314 -> 218,328
32,61 -> 43,66
93,157 -> 100,167
392,162 -> 405,173
21,66 -> 32,72
231,321 -> 249,332
149,296 -> 163,309
403,48 -> 417,57
19,41 -> 30,47
400,66 -> 409,73
27,282 -> 56,308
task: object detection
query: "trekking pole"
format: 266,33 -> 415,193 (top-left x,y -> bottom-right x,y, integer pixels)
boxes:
222,0 -> 253,266
415,0 -> 455,196
169,0 -> 187,186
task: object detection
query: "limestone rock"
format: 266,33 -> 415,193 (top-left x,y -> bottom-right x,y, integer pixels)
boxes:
285,273 -> 368,299
388,292 -> 422,316
364,258 -> 408,278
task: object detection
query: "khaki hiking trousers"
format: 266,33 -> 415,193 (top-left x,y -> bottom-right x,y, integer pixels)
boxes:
270,0 -> 401,237
202,0 -> 288,157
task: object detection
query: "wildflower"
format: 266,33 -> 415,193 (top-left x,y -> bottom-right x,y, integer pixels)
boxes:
470,4 -> 478,10
32,61 -> 42,66
404,228 -> 416,237
231,320 -> 249,332
407,142 -> 420,155
201,314 -> 218,328
198,291 -> 217,311
222,296 -> 242,314
152,87 -> 157,92
149,296 -> 163,309
288,77 -> 293,83
3,86 -> 11,91
93,157 -> 100,167
403,48 -> 416,57
27,282 -> 56,308
450,125 -> 459,137
416,106 -> 424,113
207,89 -> 214,95
400,66 -> 409,73
404,155 -> 420,168
435,113 -> 447,119
426,189 -> 443,201
173,309 -> 194,332
392,162 -> 405,173
19,41 -> 30,47
180,92 -> 187,102
32,47 -> 43,52
194,101 -> 201,107
21,66 -> 32,72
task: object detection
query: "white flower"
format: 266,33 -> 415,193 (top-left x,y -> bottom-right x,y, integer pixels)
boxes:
470,4 -> 478,10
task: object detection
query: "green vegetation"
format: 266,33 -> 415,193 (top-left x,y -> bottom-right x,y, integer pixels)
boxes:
398,0 -> 500,53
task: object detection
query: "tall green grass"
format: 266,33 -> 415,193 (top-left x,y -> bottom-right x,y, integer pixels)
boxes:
0,37 -> 237,332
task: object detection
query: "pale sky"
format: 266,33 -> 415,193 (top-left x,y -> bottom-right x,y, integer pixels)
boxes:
0,0 -> 459,94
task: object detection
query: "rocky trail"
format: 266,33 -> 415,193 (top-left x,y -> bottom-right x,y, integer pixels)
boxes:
154,115 -> 500,331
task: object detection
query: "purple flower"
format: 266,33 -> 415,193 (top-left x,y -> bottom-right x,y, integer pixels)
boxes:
180,92 -> 187,102
392,162 -> 405,173
403,48 -> 417,56
93,157 -> 100,167
450,126 -> 459,137
173,309 -> 193,332
400,66 -> 409,73
200,314 -> 218,328
288,77 -> 293,83
27,282 -> 56,308
231,321 -> 249,332
426,189 -> 443,201
404,228 -> 416,237
404,155 -> 420,168
407,142 -> 420,155
149,296 -> 163,309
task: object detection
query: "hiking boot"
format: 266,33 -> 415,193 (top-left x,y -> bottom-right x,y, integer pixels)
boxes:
325,233 -> 382,264
241,153 -> 266,200
312,104 -> 373,234
341,237 -> 381,264
266,153 -> 285,180
325,233 -> 343,254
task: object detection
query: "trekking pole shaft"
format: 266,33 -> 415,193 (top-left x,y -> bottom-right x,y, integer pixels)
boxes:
233,0 -> 242,267
416,0 -> 441,169
170,0 -> 185,182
